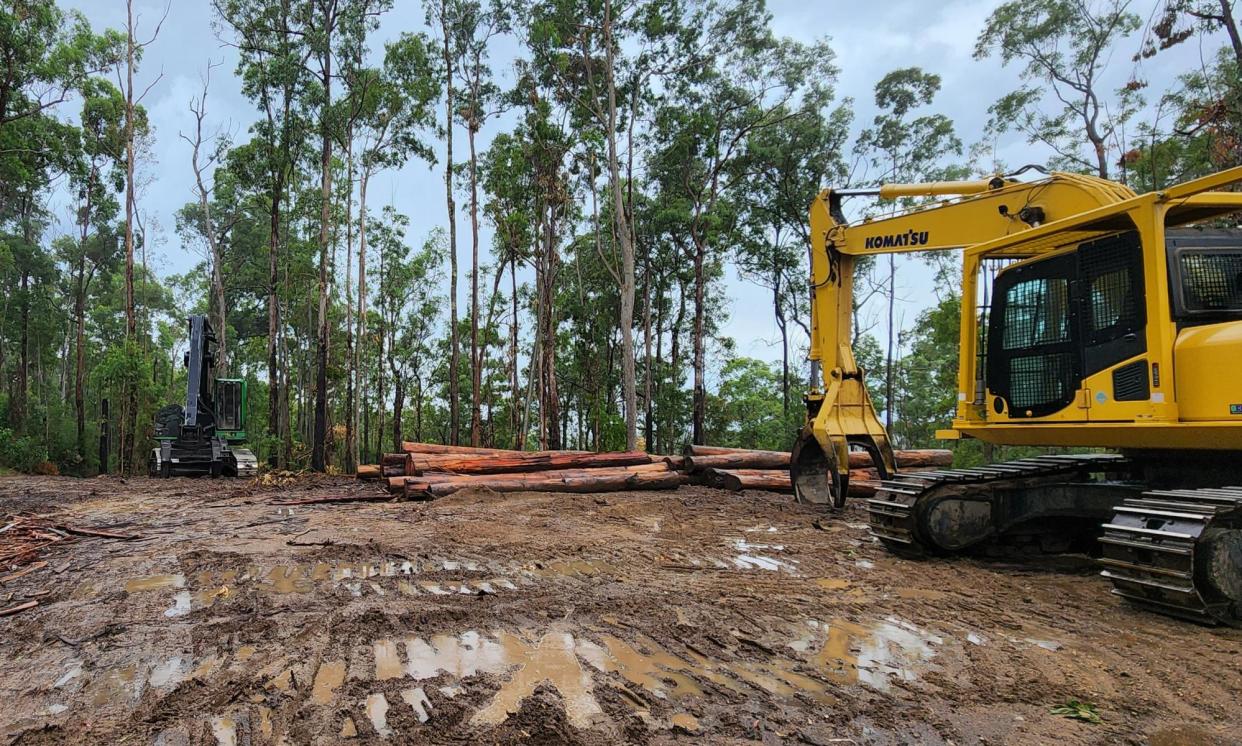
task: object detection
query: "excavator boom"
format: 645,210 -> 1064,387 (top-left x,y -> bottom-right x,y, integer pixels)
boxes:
795,169 -> 1137,507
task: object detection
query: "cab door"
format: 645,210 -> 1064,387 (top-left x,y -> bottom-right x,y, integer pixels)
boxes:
986,252 -> 1081,419
985,231 -> 1148,421
1077,231 -> 1148,416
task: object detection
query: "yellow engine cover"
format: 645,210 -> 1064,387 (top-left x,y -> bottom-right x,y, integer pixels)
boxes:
1174,320 -> 1242,421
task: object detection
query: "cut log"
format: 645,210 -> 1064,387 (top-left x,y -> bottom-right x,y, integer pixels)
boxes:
701,467 -> 884,494
879,450 -> 953,469
400,442 -> 592,456
684,452 -> 791,471
700,468 -> 792,493
387,462 -> 671,492
400,468 -> 686,500
700,466 -> 915,499
684,445 -> 790,459
411,450 -> 653,476
662,454 -> 687,471
356,465 -> 382,481
683,447 -> 953,472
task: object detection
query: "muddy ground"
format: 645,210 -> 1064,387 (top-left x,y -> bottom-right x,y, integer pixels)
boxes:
0,475 -> 1238,745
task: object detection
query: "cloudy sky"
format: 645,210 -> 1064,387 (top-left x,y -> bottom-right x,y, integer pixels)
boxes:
53,0 -> 1229,371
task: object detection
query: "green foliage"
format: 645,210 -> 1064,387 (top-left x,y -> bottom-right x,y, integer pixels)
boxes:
0,0 -> 1232,480
975,0 -> 1140,177
706,357 -> 801,451
1050,699 -> 1103,724
0,427 -> 48,472
1126,48 -> 1242,190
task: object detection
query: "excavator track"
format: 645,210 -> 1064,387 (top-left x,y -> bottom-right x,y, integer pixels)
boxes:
866,454 -> 1129,556
1100,487 -> 1242,626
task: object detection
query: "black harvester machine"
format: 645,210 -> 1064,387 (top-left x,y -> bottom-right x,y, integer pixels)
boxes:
149,315 -> 257,477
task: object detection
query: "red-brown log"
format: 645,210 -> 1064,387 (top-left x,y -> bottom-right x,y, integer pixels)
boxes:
400,468 -> 686,500
400,442 -> 592,456
701,468 -> 905,498
700,468 -> 792,492
662,454 -> 687,471
683,448 -> 952,472
412,450 -> 652,476
684,452 -> 791,471
357,464 -> 382,481
387,462 -> 671,494
684,445 -> 790,459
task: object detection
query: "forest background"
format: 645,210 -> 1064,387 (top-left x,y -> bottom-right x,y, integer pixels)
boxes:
1,0 -> 1237,475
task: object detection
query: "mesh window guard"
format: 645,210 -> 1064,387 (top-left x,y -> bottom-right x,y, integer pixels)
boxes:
1180,251 -> 1242,312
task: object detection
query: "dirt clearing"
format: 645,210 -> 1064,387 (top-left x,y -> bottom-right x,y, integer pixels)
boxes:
0,475 -> 1237,745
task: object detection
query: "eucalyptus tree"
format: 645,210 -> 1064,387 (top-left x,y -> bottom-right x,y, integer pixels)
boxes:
289,0 -> 392,472
346,32 -> 440,467
481,130 -> 535,447
424,0 -> 464,445
734,93 -> 851,417
975,0 -> 1141,179
648,1 -> 836,445
213,0 -> 315,466
444,0 -> 507,447
855,67 -> 961,431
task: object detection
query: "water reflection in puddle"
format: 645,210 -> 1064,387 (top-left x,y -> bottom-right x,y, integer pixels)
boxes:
729,539 -> 798,573
123,558 -> 522,615
365,693 -> 392,737
786,617 -> 940,690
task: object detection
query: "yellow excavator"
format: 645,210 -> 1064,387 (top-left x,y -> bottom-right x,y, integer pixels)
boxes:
791,165 -> 1242,625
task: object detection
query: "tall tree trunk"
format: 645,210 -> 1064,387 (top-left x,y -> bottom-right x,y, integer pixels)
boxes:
642,257 -> 653,451
773,231 -> 789,417
690,235 -> 707,445
884,254 -> 896,431
354,170 -> 370,473
15,267 -> 28,434
602,0 -> 638,451
441,4 -> 461,446
187,82 -> 228,373
392,375 -> 404,453
670,271 -> 687,452
542,207 -> 561,451
121,0 -> 139,475
509,253 -> 520,449
1219,0 -> 1242,65
74,174 -> 95,462
311,46 -> 333,473
468,119 -> 483,446
74,260 -> 87,459
267,173 -> 283,467
343,130 -> 356,473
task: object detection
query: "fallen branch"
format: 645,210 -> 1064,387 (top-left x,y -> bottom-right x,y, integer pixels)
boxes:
0,561 -> 48,584
56,525 -> 140,541
270,493 -> 396,507
0,600 -> 38,617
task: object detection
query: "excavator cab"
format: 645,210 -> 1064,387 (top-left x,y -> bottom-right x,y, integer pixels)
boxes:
793,166 -> 1242,625
983,229 -> 1242,426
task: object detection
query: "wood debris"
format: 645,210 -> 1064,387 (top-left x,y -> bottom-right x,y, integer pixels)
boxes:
0,514 -> 142,578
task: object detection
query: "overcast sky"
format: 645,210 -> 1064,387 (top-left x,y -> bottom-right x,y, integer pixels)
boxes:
53,0 -> 1230,373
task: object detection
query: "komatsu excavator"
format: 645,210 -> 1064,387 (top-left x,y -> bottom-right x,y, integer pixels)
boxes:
791,165 -> 1242,625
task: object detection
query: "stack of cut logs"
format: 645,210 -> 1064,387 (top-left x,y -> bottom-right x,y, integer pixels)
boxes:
358,442 -> 952,501
683,445 -> 952,497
